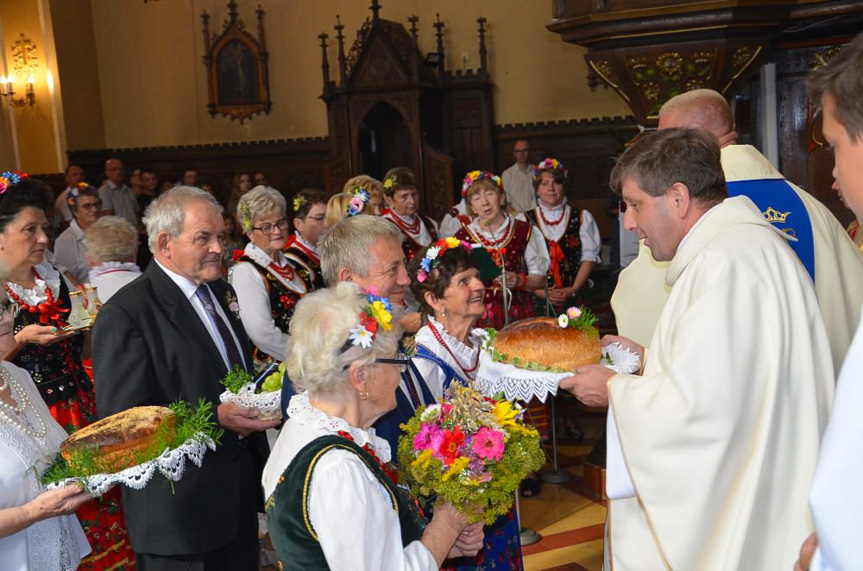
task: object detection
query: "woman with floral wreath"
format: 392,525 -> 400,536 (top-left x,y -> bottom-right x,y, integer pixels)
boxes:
454,171 -> 550,330
381,167 -> 440,261
409,238 -> 525,570
229,185 -> 307,366
285,188 -> 328,291
0,172 -> 134,570
54,183 -> 102,284
526,158 -> 601,315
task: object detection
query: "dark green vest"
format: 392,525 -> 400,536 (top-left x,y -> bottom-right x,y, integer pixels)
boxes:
266,435 -> 426,569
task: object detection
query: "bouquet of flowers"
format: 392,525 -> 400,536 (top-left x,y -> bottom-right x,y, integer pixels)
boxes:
398,385 -> 544,524
219,363 -> 284,421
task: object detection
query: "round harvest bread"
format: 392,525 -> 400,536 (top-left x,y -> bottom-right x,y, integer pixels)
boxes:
60,406 -> 176,471
494,317 -> 601,371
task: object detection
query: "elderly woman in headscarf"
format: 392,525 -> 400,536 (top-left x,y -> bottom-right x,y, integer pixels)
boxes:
263,282 -> 483,570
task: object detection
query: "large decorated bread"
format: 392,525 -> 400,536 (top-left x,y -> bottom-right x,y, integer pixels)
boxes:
60,406 -> 176,471
493,308 -> 601,371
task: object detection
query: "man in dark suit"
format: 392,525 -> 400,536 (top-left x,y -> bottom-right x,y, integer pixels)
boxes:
93,186 -> 279,570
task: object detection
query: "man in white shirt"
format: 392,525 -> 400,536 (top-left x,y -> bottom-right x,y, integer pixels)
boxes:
797,32 -> 863,571
501,138 -> 536,212
98,158 -> 138,227
54,164 -> 84,225
562,128 -> 833,569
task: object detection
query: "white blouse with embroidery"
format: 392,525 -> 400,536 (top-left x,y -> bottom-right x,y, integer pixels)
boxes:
262,393 -> 436,571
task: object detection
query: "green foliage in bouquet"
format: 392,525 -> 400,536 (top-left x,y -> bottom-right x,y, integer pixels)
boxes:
397,386 -> 545,525
39,399 -> 223,486
221,364 -> 253,394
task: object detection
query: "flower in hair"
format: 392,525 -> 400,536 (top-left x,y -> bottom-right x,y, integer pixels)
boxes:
461,170 -> 503,197
533,158 -> 567,179
383,175 -> 398,190
239,202 -> 253,232
345,186 -> 370,217
292,195 -> 307,212
0,170 -> 28,195
347,292 -> 395,348
416,237 -> 473,282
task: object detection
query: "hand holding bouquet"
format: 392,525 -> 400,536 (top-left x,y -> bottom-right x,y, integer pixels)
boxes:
398,386 -> 544,524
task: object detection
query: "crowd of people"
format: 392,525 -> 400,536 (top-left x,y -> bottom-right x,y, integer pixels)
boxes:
0,30 -> 861,571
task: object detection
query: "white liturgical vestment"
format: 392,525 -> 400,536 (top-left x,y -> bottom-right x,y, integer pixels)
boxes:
606,196 -> 834,569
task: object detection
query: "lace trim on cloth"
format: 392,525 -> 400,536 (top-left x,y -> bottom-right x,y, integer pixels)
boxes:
88,261 -> 141,280
241,243 -> 307,294
46,432 -> 218,496
287,392 -> 391,462
4,262 -> 61,307
220,383 -> 282,421
474,342 -> 641,403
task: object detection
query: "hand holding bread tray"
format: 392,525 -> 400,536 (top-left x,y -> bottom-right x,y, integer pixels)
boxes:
40,400 -> 223,496
218,363 -> 283,422
476,307 -> 640,403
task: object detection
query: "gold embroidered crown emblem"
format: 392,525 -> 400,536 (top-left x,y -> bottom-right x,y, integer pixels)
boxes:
763,207 -> 791,224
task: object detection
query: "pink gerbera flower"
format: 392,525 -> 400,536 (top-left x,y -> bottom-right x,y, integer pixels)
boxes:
413,423 -> 439,451
472,426 -> 505,461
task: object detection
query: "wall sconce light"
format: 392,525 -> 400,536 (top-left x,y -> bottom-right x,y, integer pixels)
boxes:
0,74 -> 36,108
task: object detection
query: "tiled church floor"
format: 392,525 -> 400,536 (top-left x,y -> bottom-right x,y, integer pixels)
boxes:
520,441 -> 607,571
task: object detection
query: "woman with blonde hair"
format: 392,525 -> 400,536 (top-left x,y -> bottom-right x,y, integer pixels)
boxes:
325,182 -> 376,227
84,215 -> 140,303
226,171 -> 252,215
229,186 -> 306,365
263,282 -> 483,570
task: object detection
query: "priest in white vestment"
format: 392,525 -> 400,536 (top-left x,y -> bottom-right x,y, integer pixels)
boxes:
562,128 -> 835,569
610,89 -> 863,368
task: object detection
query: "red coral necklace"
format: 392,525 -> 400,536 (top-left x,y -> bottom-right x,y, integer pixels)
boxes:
387,211 -> 421,235
475,217 -> 511,249
539,204 -> 566,226
4,269 -> 68,326
336,430 -> 400,485
427,319 -> 479,379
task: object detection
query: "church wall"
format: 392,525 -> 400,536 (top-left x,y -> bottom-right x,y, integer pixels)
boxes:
86,0 -> 631,150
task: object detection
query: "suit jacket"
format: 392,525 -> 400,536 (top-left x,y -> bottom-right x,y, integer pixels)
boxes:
92,262 -> 269,556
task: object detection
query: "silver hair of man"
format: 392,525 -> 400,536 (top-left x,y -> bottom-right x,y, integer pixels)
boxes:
84,215 -> 138,264
237,185 -> 287,231
142,186 -> 222,253
319,214 -> 404,286
286,281 -> 402,399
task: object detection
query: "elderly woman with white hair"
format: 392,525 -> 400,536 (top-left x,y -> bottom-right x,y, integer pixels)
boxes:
84,215 -> 140,303
263,282 -> 483,570
229,185 -> 307,365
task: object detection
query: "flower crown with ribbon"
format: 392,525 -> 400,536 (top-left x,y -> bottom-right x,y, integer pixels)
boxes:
417,236 -> 473,283
0,170 -> 28,195
533,158 -> 568,180
461,170 -> 503,198
347,292 -> 394,349
292,194 -> 307,213
345,185 -> 371,217
67,181 -> 92,207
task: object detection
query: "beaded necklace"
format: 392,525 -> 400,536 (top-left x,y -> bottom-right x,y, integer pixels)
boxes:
427,319 -> 479,380
475,216 -> 512,249
387,210 -> 421,235
4,268 -> 69,326
0,366 -> 47,440
268,261 -> 296,282
336,430 -> 400,485
538,203 -> 567,227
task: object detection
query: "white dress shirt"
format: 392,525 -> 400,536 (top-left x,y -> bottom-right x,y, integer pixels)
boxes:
501,163 -> 537,213
155,260 -> 245,371
54,220 -> 90,283
98,181 -> 138,227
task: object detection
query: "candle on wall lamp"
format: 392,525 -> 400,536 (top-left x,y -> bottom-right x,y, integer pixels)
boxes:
26,75 -> 34,96
0,75 -> 7,96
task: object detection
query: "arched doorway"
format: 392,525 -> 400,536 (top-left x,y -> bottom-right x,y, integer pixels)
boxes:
358,101 -> 413,180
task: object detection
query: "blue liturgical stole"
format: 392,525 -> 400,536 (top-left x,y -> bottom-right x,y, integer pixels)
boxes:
727,179 -> 816,283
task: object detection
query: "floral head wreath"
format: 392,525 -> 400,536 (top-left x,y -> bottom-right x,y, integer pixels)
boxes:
461,170 -> 503,198
382,174 -> 399,191
68,181 -> 92,206
417,236 -> 473,283
0,170 -> 28,195
238,202 -> 253,232
533,158 -> 568,180
347,292 -> 394,349
292,194 -> 307,213
345,185 -> 371,217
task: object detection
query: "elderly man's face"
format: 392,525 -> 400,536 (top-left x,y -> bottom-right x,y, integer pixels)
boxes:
622,177 -> 681,262
823,93 -> 863,221
160,199 -> 224,285
65,166 -> 84,188
349,238 -> 410,305
105,160 -> 125,185
513,141 -> 530,166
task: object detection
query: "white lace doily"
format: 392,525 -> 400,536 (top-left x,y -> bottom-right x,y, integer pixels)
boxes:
474,343 -> 640,403
45,432 -> 217,496
219,383 -> 282,421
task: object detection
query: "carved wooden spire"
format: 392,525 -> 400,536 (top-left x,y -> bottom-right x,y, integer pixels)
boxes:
201,10 -> 212,54
319,32 -> 331,98
408,15 -> 419,44
370,0 -> 381,22
433,14 -> 446,76
335,15 -> 347,87
477,16 -> 488,74
256,5 -> 267,51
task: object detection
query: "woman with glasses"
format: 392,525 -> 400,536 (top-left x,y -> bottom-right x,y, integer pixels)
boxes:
409,239 -> 525,570
54,184 -> 102,283
263,282 -> 484,570
286,188 -> 328,291
229,186 -> 307,365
